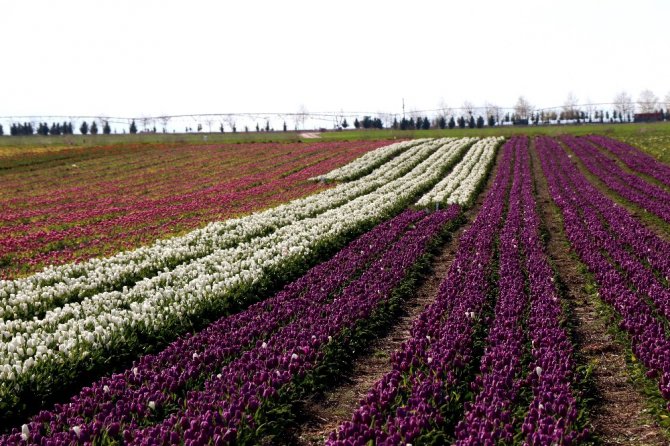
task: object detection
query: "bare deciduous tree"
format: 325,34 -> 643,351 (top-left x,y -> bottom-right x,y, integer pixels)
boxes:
437,98 -> 450,119
461,101 -> 475,116
584,99 -> 596,121
484,102 -> 500,123
562,92 -> 579,120
613,91 -> 634,118
204,117 -> 215,133
223,115 -> 236,132
637,89 -> 659,113
514,96 -> 532,119
140,116 -> 153,132
159,116 -> 170,133
296,104 -> 308,130
377,112 -> 393,129
333,109 -> 346,129
665,92 -> 670,112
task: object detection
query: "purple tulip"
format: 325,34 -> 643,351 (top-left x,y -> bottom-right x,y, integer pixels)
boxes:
585,135 -> 670,188
536,135 -> 670,414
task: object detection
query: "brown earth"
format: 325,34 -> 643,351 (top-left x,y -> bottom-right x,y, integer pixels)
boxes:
529,139 -> 668,445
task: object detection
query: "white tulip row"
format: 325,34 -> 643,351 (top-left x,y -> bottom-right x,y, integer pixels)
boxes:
416,136 -> 504,207
0,139 -> 446,322
0,138 -> 457,337
312,138 -> 430,182
0,138 -> 474,387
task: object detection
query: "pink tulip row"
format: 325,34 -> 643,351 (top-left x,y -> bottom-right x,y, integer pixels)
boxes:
0,141 -> 389,278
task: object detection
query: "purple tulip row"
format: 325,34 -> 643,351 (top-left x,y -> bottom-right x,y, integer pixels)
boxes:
536,136 -> 670,409
560,135 -> 670,223
549,139 -> 670,280
516,144 -> 583,445
585,135 -> 670,188
125,206 -> 457,446
453,137 -> 527,444
327,137 -> 520,445
454,141 -> 583,444
3,207 -> 454,445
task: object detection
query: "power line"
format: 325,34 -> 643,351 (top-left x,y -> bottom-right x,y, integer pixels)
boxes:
0,100 -> 663,125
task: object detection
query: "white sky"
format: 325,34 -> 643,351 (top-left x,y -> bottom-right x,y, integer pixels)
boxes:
1,0 -> 669,120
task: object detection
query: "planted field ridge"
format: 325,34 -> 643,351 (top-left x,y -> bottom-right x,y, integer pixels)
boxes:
1,134 -> 670,445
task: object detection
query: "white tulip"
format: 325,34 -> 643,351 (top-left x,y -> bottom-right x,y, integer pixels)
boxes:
0,137 -> 484,394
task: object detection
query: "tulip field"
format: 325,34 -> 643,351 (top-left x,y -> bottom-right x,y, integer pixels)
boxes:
1,133 -> 670,444
0,141 -> 391,279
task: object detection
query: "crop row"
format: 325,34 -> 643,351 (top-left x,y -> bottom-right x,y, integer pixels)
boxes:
536,136 -> 670,410
416,136 -> 502,207
312,139 -> 428,182
329,136 -> 583,445
329,137 -> 516,444
2,206 -> 459,444
585,135 -> 670,188
561,135 -> 670,223
1,141 -> 388,278
0,137 -> 481,421
0,138 -> 452,322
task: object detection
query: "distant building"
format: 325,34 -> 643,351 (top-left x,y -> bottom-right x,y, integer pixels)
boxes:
633,112 -> 663,123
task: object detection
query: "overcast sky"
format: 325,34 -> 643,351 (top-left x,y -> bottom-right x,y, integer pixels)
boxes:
1,0 -> 668,120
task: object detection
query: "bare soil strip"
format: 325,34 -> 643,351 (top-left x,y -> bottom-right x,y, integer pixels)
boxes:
287,145 -> 505,445
529,140 -> 668,445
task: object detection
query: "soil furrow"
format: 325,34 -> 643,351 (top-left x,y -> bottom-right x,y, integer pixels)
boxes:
288,144 -> 505,445
529,138 -> 667,445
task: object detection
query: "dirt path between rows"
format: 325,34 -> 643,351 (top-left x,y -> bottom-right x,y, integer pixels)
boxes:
529,139 -> 668,445
287,143 -> 506,445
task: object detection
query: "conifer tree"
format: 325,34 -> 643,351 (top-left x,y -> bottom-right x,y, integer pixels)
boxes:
422,117 -> 430,130
448,116 -> 456,129
80,121 -> 89,135
103,121 -> 111,134
129,120 -> 138,134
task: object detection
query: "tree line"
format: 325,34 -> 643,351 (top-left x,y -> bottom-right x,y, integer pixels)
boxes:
3,121 -> 113,136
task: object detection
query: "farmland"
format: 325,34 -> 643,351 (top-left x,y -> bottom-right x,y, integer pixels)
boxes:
1,131 -> 670,445
0,140 -> 391,278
